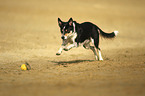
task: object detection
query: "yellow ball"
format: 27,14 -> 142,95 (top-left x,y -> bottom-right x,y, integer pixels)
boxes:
21,64 -> 27,70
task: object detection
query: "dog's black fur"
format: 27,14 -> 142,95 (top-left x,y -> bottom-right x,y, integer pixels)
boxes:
56,18 -> 118,60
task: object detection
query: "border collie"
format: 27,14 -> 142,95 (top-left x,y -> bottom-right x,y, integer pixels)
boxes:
56,18 -> 118,60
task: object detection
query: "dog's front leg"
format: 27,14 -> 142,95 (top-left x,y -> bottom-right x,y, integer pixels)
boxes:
56,46 -> 65,55
63,44 -> 74,51
64,42 -> 77,51
56,40 -> 68,55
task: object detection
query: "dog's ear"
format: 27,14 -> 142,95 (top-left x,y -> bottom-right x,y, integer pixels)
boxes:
68,18 -> 73,26
58,18 -> 62,27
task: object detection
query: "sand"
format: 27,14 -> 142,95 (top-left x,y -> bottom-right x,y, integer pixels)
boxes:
0,0 -> 145,96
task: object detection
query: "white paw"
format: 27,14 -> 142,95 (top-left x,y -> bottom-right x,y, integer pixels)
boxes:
99,58 -> 103,61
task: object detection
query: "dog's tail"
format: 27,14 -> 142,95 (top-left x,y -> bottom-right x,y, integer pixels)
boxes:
98,28 -> 118,38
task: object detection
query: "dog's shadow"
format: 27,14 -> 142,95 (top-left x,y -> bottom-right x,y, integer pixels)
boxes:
50,60 -> 94,66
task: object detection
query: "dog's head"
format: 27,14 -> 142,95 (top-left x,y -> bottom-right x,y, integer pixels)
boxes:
58,18 -> 74,40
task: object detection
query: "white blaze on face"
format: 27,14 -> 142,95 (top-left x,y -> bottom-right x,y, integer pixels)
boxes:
61,26 -> 67,39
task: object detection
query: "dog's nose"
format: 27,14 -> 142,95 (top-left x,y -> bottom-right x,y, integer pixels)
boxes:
61,36 -> 67,40
61,36 -> 65,40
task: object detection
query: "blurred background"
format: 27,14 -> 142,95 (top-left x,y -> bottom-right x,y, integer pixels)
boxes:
0,0 -> 144,49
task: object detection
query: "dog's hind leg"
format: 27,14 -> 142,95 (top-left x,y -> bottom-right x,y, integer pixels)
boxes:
92,38 -> 103,61
97,48 -> 103,61
90,46 -> 99,60
83,39 -> 98,60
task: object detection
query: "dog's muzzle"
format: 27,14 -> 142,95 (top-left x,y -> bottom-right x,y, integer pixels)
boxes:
61,35 -> 67,40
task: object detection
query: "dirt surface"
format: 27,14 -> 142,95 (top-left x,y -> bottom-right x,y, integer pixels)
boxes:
0,0 -> 145,96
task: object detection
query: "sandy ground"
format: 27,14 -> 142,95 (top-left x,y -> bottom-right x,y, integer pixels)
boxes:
0,0 -> 145,96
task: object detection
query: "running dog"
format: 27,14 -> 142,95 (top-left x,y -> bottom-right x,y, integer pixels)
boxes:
56,18 -> 118,60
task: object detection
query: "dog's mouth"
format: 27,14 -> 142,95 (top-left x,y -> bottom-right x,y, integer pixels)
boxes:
61,32 -> 73,40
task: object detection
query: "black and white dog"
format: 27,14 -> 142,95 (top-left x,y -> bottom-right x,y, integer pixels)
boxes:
56,18 -> 118,60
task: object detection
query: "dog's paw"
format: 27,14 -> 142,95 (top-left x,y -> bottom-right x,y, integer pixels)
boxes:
56,53 -> 61,55
63,48 -> 69,51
